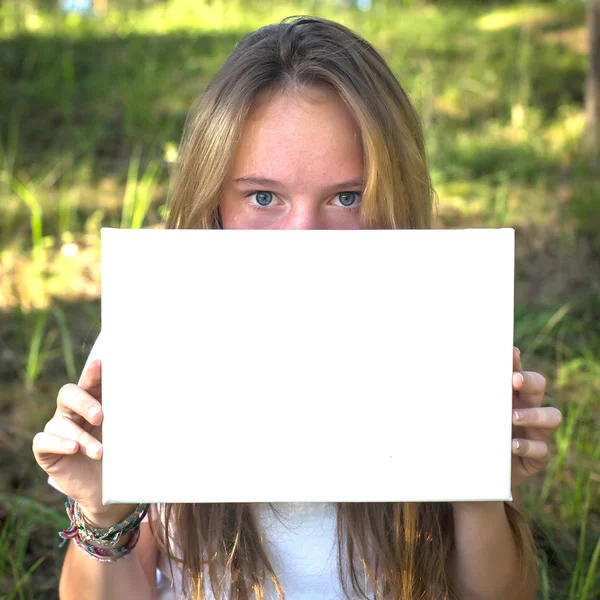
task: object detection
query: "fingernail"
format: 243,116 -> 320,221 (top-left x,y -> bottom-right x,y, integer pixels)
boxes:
513,409 -> 522,422
88,442 -> 102,456
513,372 -> 524,386
512,440 -> 520,451
89,407 -> 100,421
61,440 -> 76,451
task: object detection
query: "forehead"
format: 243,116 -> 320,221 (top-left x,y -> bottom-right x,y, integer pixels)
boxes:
230,87 -> 363,187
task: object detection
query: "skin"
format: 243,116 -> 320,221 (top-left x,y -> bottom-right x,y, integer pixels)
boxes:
510,346 -> 562,488
33,87 -> 562,600
220,87 -> 364,230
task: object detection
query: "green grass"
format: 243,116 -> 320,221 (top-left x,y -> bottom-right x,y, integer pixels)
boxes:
0,494 -> 66,600
515,300 -> 600,598
0,1 -> 598,598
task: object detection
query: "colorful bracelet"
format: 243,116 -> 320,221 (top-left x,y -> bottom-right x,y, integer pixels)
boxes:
72,524 -> 141,563
74,498 -> 148,547
58,496 -> 148,550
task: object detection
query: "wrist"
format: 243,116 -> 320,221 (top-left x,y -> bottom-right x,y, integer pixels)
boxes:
77,503 -> 140,529
59,498 -> 148,562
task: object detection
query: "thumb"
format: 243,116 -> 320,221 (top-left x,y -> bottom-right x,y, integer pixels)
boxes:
78,359 -> 102,400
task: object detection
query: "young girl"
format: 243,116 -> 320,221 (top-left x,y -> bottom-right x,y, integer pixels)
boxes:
33,15 -> 562,600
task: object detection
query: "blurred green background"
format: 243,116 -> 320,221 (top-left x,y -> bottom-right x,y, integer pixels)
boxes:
1,0 -> 599,598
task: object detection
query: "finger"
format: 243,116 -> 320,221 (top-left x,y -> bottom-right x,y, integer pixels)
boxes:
56,383 -> 103,426
44,416 -> 103,459
78,359 -> 102,398
512,370 -> 546,394
513,371 -> 547,407
513,407 -> 562,432
513,346 -> 522,371
33,432 -> 79,458
512,438 -> 549,461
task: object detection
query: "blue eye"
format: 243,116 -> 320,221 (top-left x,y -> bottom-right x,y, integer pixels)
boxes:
336,192 -> 361,208
254,191 -> 273,206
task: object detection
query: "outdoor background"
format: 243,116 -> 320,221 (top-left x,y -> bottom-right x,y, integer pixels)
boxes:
1,0 -> 599,598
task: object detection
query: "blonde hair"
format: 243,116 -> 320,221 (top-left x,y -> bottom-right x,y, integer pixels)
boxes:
166,16 -> 433,231
157,15 -> 538,600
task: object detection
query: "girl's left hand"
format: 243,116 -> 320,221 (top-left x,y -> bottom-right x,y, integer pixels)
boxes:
511,346 -> 562,489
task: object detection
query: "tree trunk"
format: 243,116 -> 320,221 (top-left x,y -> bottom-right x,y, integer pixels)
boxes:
585,0 -> 600,167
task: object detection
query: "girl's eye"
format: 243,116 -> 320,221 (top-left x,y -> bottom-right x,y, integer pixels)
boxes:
248,191 -> 274,208
246,191 -> 361,209
334,191 -> 362,208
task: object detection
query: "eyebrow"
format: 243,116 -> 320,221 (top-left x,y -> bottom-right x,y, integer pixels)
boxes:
232,175 -> 364,192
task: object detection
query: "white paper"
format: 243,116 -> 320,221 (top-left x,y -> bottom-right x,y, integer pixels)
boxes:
101,228 -> 514,504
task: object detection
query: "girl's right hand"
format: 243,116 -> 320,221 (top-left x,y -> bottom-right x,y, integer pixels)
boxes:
32,359 -> 137,527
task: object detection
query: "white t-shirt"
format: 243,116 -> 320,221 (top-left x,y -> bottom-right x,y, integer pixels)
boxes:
152,502 -> 350,600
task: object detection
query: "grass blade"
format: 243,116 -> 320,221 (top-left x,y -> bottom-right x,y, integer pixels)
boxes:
25,311 -> 49,385
11,178 -> 43,251
120,145 -> 142,230
52,307 -> 76,382
569,480 -> 590,599
521,303 -> 571,362
0,495 -> 66,530
580,522 -> 600,600
5,552 -> 46,600
130,159 -> 162,229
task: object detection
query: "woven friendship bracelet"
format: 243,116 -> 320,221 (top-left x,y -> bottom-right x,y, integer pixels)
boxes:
73,498 -> 148,547
58,497 -> 149,549
71,525 -> 141,563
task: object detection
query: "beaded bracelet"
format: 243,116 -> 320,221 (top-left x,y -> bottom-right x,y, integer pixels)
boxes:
72,524 -> 141,563
58,496 -> 148,552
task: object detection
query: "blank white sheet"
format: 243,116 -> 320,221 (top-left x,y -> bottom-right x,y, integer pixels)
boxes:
100,228 -> 515,504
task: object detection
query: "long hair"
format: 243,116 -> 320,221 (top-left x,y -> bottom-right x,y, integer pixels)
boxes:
156,15 -> 537,599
